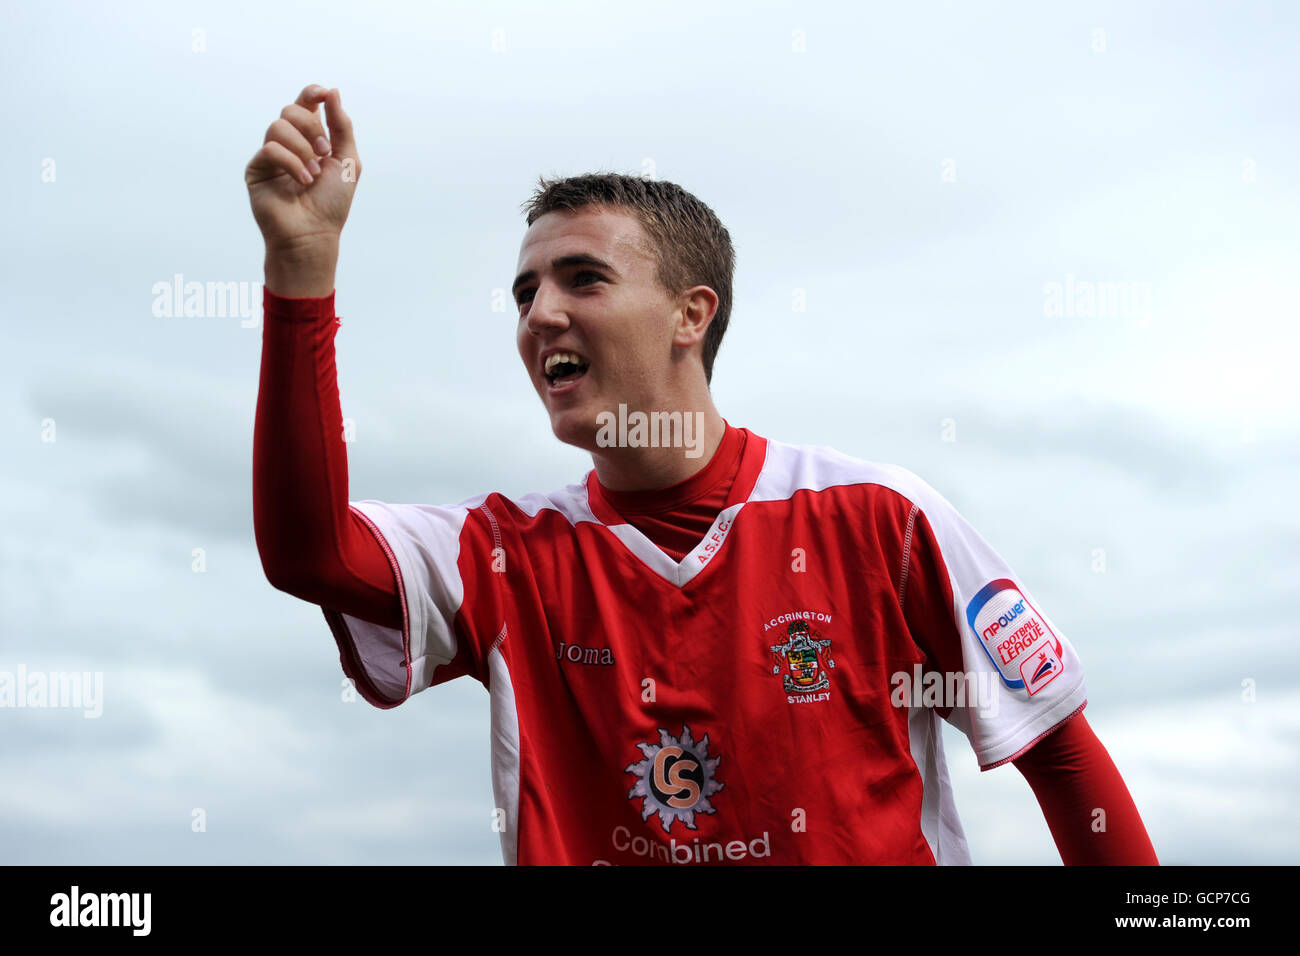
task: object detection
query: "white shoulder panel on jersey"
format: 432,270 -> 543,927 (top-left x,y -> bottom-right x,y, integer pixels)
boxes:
749,436 -> 920,503
511,480 -> 600,526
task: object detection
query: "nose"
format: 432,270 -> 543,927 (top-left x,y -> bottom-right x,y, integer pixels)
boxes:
523,280 -> 570,337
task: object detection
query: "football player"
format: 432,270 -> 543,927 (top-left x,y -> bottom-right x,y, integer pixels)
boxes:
247,84 -> 1159,866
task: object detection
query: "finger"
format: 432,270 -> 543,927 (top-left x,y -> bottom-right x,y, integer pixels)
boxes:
280,103 -> 331,157
322,88 -> 357,159
264,118 -> 321,175
294,84 -> 331,112
247,140 -> 316,187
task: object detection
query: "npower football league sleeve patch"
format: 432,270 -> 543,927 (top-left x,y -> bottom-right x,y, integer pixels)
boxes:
965,578 -> 1065,696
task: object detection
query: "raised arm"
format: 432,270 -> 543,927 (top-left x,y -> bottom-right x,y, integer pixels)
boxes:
246,85 -> 401,629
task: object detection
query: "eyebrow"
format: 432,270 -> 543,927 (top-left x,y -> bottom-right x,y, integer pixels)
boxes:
512,253 -> 618,302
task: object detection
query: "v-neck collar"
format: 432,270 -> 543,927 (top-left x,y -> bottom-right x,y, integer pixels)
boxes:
597,420 -> 745,515
584,423 -> 769,588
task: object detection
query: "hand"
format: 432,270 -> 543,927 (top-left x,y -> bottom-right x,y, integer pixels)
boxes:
245,85 -> 361,257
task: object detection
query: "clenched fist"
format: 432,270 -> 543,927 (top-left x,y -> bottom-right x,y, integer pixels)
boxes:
246,85 -> 361,296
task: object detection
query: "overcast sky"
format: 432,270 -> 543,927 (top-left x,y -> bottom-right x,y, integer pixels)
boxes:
2,0 -> 1297,865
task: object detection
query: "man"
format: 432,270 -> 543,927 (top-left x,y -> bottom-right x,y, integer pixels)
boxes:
247,84 -> 1159,866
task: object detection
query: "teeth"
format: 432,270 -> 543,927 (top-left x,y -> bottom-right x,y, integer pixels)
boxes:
545,351 -> 586,375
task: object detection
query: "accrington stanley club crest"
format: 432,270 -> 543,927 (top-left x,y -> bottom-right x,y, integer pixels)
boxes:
766,614 -> 835,705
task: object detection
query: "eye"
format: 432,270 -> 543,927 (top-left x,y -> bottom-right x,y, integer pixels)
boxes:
517,271 -> 605,308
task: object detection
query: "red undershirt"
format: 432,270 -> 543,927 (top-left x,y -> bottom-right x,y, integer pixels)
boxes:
591,420 -> 747,562
253,287 -> 1158,866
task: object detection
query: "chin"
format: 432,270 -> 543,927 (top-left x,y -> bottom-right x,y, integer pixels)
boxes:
547,405 -> 600,453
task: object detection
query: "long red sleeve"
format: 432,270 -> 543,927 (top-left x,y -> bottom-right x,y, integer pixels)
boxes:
1011,712 -> 1159,865
252,287 -> 402,629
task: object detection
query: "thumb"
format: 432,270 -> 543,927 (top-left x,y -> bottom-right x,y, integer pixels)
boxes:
323,88 -> 357,160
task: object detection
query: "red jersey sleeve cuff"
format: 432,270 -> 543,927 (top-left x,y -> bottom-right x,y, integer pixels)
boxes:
263,285 -> 336,323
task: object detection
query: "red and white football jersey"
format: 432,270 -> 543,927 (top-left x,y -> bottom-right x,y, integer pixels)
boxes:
321,427 -> 1087,865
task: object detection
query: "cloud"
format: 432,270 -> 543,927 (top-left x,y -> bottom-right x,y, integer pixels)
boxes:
3,0 -> 1296,866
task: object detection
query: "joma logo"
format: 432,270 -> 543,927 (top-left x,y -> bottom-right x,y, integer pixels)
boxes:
556,641 -> 616,666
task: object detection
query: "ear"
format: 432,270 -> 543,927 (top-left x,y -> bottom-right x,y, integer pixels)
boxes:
671,285 -> 719,349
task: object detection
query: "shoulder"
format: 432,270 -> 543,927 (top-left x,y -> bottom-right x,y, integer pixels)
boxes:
350,477 -> 598,537
750,434 -> 955,517
348,471 -> 605,552
490,478 -> 600,529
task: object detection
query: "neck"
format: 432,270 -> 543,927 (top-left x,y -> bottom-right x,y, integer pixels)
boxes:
590,398 -> 727,491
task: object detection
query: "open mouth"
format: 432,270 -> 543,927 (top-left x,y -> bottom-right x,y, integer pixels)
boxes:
543,351 -> 590,389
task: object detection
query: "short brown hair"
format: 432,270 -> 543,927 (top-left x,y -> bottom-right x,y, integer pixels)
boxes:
520,172 -> 735,386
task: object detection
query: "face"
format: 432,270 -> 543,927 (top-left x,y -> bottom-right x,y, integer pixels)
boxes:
514,206 -> 688,451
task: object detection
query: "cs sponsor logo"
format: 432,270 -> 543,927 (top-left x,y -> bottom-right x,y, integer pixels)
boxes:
609,725 -> 772,865
625,725 -> 724,831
